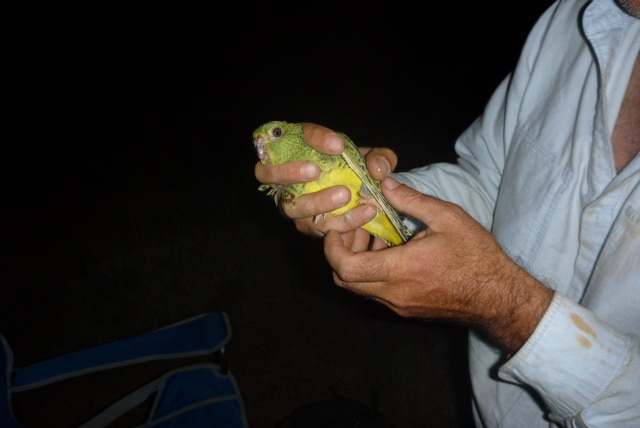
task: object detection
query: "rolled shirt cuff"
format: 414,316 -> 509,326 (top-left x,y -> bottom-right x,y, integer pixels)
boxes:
498,292 -> 632,418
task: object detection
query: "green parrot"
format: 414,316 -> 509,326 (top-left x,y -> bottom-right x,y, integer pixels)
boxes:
253,121 -> 413,246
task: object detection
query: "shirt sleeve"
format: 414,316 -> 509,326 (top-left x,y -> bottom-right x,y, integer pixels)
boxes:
498,292 -> 640,426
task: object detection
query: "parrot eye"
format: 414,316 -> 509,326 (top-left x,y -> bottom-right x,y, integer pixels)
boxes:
272,127 -> 283,137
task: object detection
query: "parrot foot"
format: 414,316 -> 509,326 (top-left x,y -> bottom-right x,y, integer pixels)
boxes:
313,213 -> 328,224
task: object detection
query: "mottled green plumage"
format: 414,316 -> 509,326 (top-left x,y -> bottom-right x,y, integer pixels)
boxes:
253,121 -> 413,246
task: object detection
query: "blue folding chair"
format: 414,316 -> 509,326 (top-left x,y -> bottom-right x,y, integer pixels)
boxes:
1,312 -> 248,427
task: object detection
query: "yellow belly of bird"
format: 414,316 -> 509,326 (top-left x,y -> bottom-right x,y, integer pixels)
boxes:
304,165 -> 405,246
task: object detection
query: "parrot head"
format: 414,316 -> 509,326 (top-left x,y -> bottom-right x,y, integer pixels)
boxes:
252,121 -> 305,164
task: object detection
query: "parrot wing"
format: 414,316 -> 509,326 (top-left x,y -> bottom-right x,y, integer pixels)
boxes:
339,133 -> 413,243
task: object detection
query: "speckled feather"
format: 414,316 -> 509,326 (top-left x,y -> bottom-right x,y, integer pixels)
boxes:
253,121 -> 413,246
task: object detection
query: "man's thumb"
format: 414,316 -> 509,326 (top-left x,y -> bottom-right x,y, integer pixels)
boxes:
382,177 -> 438,231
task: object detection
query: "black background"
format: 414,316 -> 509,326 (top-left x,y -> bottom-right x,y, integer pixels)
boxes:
2,2 -> 553,427
5,1 -> 546,206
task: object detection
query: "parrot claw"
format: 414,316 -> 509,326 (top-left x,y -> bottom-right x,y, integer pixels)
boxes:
313,213 -> 328,224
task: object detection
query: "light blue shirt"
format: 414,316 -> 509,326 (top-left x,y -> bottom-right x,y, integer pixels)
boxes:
396,0 -> 639,425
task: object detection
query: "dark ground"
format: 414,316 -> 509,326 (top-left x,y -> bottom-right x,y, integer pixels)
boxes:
2,2 -> 552,427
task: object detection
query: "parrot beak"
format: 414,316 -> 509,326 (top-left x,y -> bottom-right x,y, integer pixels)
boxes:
254,136 -> 270,161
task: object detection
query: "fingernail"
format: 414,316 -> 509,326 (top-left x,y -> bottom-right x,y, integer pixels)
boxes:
300,163 -> 319,179
327,135 -> 343,153
382,177 -> 401,189
345,206 -> 375,222
375,158 -> 391,176
331,188 -> 351,204
362,206 -> 377,220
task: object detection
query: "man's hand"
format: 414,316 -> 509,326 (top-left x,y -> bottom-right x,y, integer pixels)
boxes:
254,122 -> 398,238
323,177 -> 554,352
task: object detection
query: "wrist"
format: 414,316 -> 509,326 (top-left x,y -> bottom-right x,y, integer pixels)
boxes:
479,261 -> 554,352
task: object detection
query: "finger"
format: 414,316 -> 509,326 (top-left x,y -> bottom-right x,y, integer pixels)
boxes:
323,230 -> 392,285
364,147 -> 398,181
369,236 -> 389,251
294,204 -> 378,236
301,123 -> 345,155
323,230 -> 353,271
254,160 -> 320,185
281,186 -> 352,219
381,177 -> 453,231
350,228 -> 374,252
